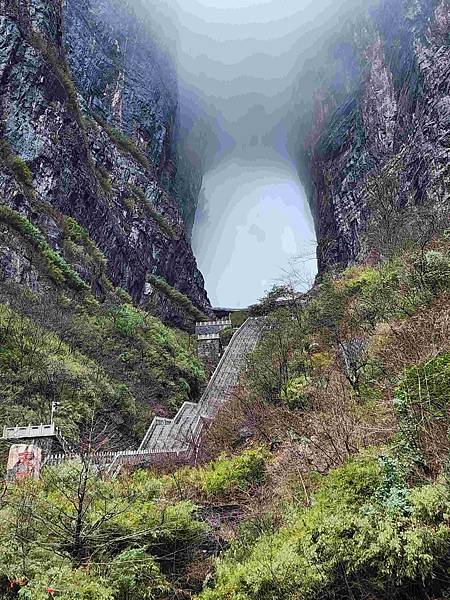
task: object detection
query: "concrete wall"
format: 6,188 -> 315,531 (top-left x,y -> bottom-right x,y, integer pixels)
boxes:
197,335 -> 222,377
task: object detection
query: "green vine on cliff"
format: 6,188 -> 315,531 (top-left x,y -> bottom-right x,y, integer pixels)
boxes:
0,139 -> 34,195
29,32 -> 85,131
128,186 -> 177,239
0,205 -> 90,293
148,275 -> 207,321
90,113 -> 151,171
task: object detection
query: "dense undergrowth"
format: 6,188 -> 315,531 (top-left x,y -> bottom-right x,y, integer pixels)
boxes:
0,449 -> 268,599
0,191 -> 449,599
196,233 -> 450,599
148,275 -> 208,322
200,455 -> 449,600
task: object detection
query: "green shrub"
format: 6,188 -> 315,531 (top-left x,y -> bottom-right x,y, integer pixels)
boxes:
339,265 -> 380,294
0,205 -> 90,292
249,285 -> 292,316
123,196 -> 136,212
16,565 -> 114,600
0,466 -> 206,599
108,549 -> 168,600
9,156 -> 33,186
374,455 -> 410,513
303,277 -> 347,339
230,310 -> 248,328
200,457 -> 450,600
128,187 -> 176,238
64,216 -> 107,272
115,287 -> 133,304
110,128 -> 150,170
0,140 -> 33,190
145,204 -> 176,239
64,216 -> 89,242
419,250 -> 450,293
91,114 -> 151,171
201,449 -> 267,497
394,352 -> 450,470
129,185 -> 146,202
281,375 -> 309,410
219,326 -> 235,347
111,304 -> 146,337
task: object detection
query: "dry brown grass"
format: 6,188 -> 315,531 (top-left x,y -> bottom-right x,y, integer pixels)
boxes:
369,296 -> 449,476
371,293 -> 449,378
200,292 -> 450,514
200,375 -> 392,522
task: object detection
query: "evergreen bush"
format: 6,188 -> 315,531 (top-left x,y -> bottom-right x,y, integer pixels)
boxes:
200,449 -> 267,497
200,457 -> 450,600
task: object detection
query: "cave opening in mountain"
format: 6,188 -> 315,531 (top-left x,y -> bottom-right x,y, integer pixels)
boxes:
192,156 -> 317,308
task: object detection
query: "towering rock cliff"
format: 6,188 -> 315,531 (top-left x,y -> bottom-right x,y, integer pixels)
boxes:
291,0 -> 449,273
1,0 -> 447,320
0,0 -> 211,326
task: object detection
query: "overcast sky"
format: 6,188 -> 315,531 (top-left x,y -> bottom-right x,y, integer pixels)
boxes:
192,156 -> 317,307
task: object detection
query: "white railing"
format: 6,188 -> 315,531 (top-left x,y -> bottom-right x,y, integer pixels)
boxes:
197,333 -> 221,341
31,318 -> 265,475
195,318 -> 232,327
46,447 -> 189,471
2,424 -> 57,440
138,318 -> 265,455
198,318 -> 254,402
138,320 -> 255,452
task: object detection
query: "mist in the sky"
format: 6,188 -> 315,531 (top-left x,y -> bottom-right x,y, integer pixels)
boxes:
140,0 -> 372,306
163,0 -> 371,151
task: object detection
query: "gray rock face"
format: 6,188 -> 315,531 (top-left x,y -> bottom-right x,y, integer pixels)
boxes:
296,0 -> 449,272
64,0 -> 177,178
0,230 -> 41,292
63,0 -> 206,234
1,0 -> 447,315
0,0 -> 211,327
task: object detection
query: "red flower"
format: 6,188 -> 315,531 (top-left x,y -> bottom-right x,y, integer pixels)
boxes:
46,587 -> 56,596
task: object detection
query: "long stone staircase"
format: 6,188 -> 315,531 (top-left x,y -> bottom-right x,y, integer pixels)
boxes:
46,317 -> 266,474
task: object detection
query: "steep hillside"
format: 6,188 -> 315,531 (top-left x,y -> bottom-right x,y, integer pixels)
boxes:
0,236 -> 448,599
0,0 -> 448,598
0,0 -> 211,447
0,207 -> 206,447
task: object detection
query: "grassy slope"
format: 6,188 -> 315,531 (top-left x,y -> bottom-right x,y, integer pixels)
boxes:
0,209 -> 205,456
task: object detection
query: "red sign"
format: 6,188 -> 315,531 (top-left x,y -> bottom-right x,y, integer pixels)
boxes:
7,444 -> 42,480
